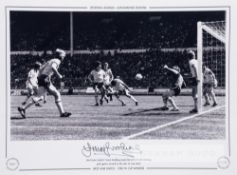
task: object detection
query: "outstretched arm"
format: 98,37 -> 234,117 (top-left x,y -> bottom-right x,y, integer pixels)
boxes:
164,65 -> 179,74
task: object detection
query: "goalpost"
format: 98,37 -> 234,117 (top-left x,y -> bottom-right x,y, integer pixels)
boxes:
197,21 -> 226,112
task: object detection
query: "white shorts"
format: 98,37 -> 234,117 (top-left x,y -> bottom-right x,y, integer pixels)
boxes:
104,80 -> 110,86
26,81 -> 38,90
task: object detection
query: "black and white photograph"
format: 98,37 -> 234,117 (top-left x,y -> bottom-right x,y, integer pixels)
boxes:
2,0 -> 237,173
10,10 -> 227,141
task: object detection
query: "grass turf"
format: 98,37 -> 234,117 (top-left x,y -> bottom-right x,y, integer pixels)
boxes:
10,95 -> 225,140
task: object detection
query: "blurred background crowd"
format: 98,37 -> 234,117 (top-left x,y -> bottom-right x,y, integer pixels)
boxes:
10,11 -> 225,89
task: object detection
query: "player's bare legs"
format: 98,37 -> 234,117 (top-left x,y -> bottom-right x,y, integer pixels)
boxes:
203,85 -> 211,106
193,97 -> 198,112
43,93 -> 47,103
204,93 -> 211,106
105,86 -> 113,101
190,86 -> 198,113
18,85 -> 71,118
209,89 -> 217,106
162,90 -> 179,111
162,92 -> 169,110
18,86 -> 46,118
47,84 -> 65,115
99,86 -> 109,105
204,86 -> 217,107
18,98 -> 36,118
124,90 -> 138,106
94,87 -> 100,106
168,98 -> 179,111
43,84 -> 71,118
115,94 -> 126,106
22,90 -> 31,105
22,86 -> 38,105
204,94 -> 211,106
162,96 -> 169,110
22,88 -> 33,105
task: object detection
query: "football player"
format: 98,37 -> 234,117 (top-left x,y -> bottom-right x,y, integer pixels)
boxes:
187,50 -> 199,113
21,62 -> 41,105
88,61 -> 108,106
203,65 -> 218,106
110,78 -> 138,106
18,49 -> 71,118
161,65 -> 186,111
103,62 -> 114,101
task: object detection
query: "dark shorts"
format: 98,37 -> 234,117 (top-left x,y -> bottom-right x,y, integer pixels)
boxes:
93,82 -> 104,89
105,84 -> 110,89
203,83 -> 214,94
203,83 -> 213,88
114,90 -> 127,97
172,87 -> 181,96
118,90 -> 126,95
37,74 -> 51,88
189,77 -> 198,86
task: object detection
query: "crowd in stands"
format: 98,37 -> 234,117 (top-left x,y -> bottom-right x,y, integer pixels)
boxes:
10,50 -> 190,89
11,12 -> 224,51
72,14 -> 194,50
11,49 -> 225,89
10,12 -> 225,89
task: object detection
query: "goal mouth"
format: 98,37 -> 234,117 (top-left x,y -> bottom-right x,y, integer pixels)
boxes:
197,21 -> 226,113
202,21 -> 226,44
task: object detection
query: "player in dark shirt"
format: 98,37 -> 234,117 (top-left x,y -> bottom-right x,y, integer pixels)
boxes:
161,65 -> 186,111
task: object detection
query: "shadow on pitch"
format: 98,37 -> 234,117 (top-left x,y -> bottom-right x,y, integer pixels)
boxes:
11,116 -> 61,120
11,117 -> 25,120
122,107 -> 186,116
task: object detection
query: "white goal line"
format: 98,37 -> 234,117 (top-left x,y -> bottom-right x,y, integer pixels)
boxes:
122,105 -> 225,140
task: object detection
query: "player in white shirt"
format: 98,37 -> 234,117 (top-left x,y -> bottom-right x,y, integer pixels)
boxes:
18,49 -> 71,118
187,50 -> 199,113
161,65 -> 186,111
203,65 -> 217,106
110,78 -> 138,106
22,62 -> 41,105
40,59 -> 48,104
88,61 -> 108,106
103,62 -> 114,101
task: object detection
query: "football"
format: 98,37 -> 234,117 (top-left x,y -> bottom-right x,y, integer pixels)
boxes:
135,73 -> 143,80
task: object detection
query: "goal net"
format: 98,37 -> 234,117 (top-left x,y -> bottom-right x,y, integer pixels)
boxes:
197,21 -> 226,112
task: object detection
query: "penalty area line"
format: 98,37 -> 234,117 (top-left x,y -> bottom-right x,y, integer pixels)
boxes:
122,105 -> 225,140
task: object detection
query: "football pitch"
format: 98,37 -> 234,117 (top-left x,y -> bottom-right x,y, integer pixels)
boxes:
10,95 -> 226,140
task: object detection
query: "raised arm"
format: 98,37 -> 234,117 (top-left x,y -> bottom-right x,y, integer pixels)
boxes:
164,65 -> 179,75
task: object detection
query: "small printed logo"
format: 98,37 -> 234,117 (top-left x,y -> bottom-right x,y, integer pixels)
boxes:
217,156 -> 230,169
6,158 -> 19,171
